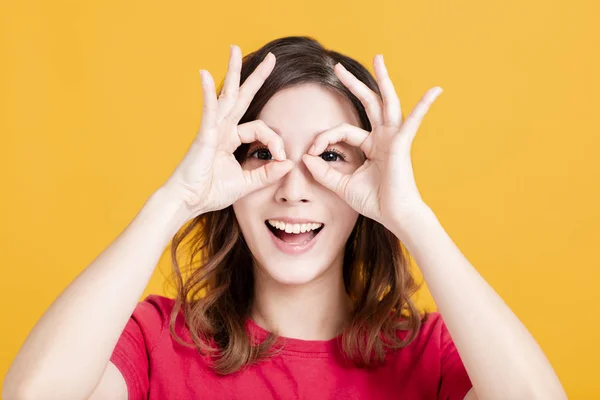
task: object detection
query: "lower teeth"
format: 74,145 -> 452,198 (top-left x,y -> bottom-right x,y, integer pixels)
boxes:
296,234 -> 316,245
279,231 -> 316,245
271,228 -> 320,245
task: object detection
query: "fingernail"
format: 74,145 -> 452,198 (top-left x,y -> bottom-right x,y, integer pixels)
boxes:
280,149 -> 286,160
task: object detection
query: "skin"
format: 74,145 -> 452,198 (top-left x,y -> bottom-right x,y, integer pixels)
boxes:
233,84 -> 365,340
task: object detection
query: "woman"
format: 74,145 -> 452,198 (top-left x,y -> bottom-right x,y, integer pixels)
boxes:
3,36 -> 566,399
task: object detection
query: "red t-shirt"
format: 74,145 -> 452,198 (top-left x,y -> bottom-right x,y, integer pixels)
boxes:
110,295 -> 473,399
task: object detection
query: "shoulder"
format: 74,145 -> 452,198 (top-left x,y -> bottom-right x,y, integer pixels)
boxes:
393,311 -> 452,355
126,294 -> 183,351
417,311 -> 450,342
371,311 -> 470,398
388,310 -> 469,381
385,311 -> 466,377
408,312 -> 473,398
132,294 -> 176,321
418,311 -> 459,354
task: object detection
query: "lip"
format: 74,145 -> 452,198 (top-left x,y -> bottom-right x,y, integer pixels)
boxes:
265,220 -> 324,255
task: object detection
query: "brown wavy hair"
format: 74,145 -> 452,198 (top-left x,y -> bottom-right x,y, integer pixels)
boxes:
166,35 -> 428,375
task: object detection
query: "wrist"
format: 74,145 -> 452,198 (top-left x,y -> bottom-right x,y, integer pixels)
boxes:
386,202 -> 438,241
140,186 -> 195,238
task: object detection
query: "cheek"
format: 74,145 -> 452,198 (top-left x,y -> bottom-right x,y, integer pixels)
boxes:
232,199 -> 253,234
233,192 -> 268,240
326,193 -> 359,229
341,208 -> 360,231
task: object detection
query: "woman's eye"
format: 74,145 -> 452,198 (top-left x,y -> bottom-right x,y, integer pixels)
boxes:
249,148 -> 273,161
248,147 -> 345,162
320,150 -> 345,162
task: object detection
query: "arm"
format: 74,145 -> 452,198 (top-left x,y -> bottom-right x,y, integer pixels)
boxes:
389,203 -> 567,400
2,187 -> 191,400
298,52 -> 567,400
3,45 -> 289,400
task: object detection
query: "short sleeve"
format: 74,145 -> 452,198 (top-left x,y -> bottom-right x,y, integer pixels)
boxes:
438,315 -> 473,400
109,295 -> 168,400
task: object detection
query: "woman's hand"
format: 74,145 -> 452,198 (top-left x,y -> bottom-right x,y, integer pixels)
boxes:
302,55 -> 443,230
162,45 -> 292,216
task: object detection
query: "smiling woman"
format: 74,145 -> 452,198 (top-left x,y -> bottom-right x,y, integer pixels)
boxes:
3,36 -> 566,400
169,39 -> 429,379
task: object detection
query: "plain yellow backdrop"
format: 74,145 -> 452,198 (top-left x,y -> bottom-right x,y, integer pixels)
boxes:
1,0 -> 599,398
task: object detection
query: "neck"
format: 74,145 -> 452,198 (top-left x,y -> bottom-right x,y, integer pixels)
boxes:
251,258 -> 352,341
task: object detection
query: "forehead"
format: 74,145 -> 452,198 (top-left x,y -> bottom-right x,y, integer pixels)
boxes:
256,83 -> 361,143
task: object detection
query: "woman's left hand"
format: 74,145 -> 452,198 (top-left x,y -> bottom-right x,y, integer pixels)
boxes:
302,55 -> 443,231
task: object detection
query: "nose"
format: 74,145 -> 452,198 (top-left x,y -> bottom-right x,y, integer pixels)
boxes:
274,160 -> 313,204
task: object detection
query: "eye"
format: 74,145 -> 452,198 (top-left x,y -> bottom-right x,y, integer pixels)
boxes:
248,146 -> 273,161
320,148 -> 347,162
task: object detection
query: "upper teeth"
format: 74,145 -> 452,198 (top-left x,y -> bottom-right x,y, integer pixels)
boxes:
268,220 -> 323,234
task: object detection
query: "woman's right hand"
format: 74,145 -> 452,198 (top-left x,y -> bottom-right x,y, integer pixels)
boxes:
162,45 -> 292,217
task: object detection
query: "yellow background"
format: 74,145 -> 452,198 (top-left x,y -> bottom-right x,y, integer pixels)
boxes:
1,0 -> 598,398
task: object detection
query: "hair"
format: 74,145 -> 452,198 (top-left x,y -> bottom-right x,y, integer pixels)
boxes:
166,35 -> 428,375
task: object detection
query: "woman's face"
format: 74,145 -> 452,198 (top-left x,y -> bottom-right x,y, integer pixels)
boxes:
232,83 -> 365,286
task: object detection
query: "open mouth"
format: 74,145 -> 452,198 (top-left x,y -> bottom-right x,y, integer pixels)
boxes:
265,220 -> 325,245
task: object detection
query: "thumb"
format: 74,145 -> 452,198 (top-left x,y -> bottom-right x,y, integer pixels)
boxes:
241,160 -> 293,196
302,154 -> 349,198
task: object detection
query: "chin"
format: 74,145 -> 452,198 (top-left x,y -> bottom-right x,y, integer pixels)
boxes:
255,257 -> 334,286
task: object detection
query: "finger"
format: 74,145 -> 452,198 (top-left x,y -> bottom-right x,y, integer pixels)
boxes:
227,52 -> 276,124
242,159 -> 293,196
400,87 -> 443,143
237,120 -> 287,160
308,123 -> 369,157
217,44 -> 241,121
373,54 -> 402,127
302,154 -> 350,198
334,62 -> 384,127
198,70 -> 218,141
220,45 -> 241,99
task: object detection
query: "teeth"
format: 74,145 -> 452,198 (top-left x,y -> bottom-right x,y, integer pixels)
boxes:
267,220 -> 323,234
